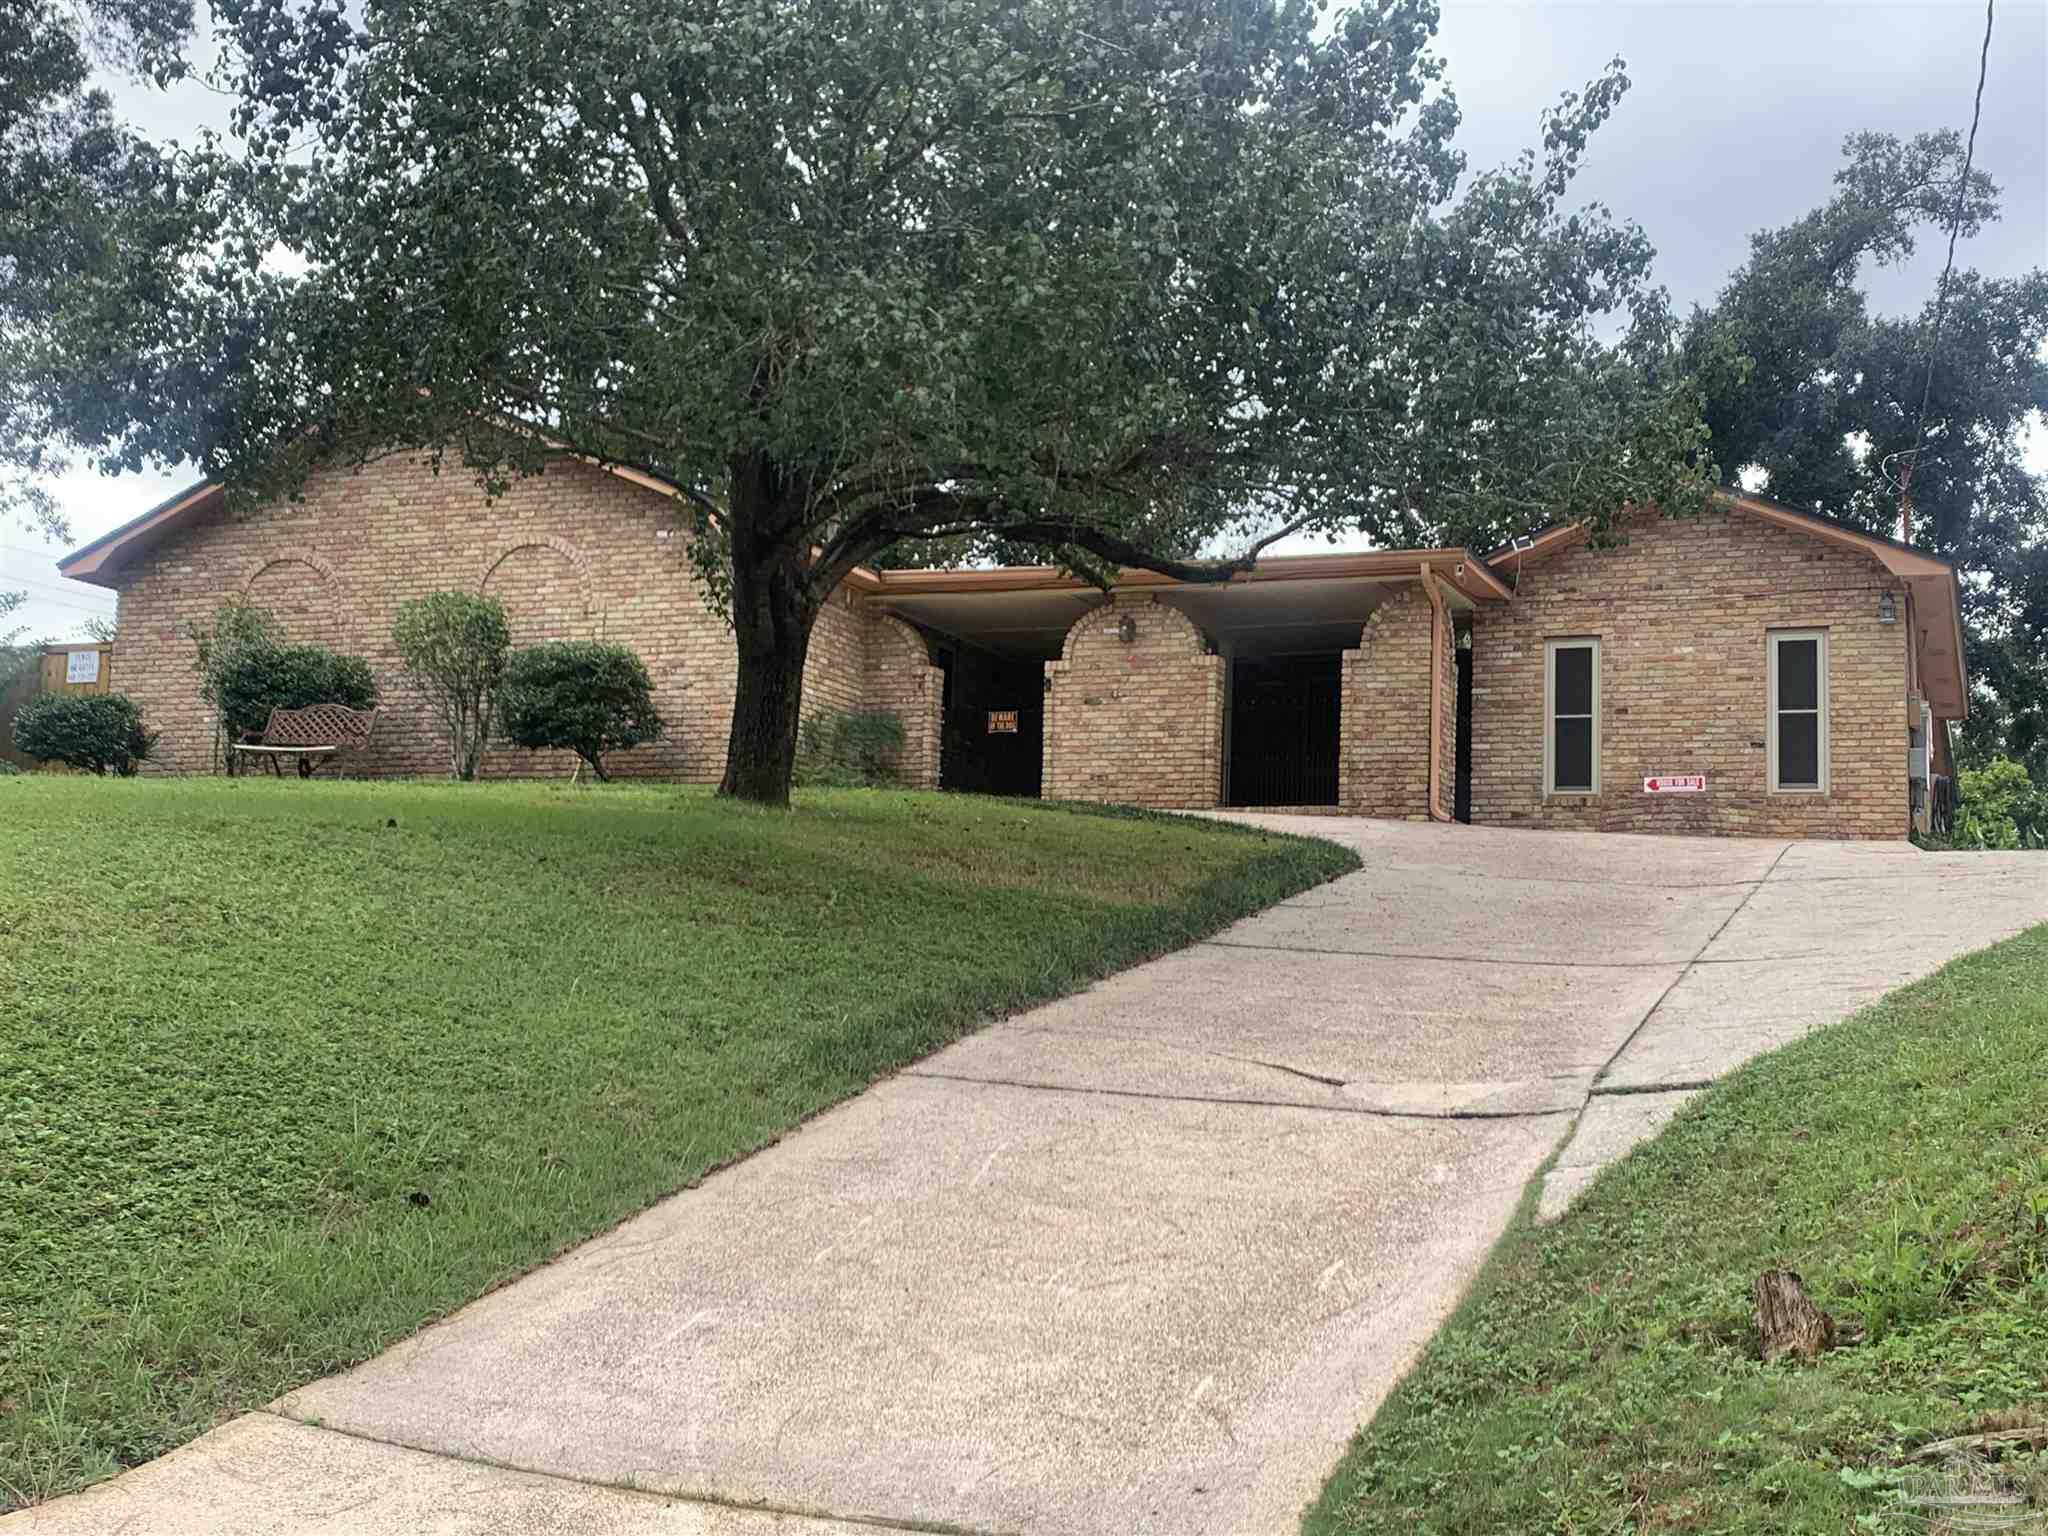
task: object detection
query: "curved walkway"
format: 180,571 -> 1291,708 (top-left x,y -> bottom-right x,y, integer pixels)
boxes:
16,821 -> 2047,1536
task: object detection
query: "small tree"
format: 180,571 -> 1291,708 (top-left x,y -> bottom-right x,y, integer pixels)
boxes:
215,644 -> 379,757
13,693 -> 159,776
393,592 -> 510,780
498,642 -> 663,782
0,591 -> 41,695
188,598 -> 281,768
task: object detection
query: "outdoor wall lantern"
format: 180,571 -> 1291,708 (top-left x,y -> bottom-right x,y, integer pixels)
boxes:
1116,614 -> 1139,644
1878,591 -> 1897,624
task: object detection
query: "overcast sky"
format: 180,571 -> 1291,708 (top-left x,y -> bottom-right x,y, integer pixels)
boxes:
8,0 -> 2044,638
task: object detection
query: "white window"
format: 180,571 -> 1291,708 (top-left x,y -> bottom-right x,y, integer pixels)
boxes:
1544,638 -> 1599,795
1768,629 -> 1829,793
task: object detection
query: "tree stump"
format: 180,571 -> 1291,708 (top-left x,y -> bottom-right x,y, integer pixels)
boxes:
1754,1269 -> 1835,1363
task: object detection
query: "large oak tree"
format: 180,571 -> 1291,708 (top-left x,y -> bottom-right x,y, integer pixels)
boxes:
38,0 -> 1710,802
2,0 -> 199,541
1679,131 -> 2048,776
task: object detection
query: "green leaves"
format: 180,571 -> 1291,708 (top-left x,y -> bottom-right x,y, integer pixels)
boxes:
1681,130 -> 2048,778
79,0 -> 1704,577
497,641 -> 664,781
392,592 -> 512,780
10,692 -> 158,775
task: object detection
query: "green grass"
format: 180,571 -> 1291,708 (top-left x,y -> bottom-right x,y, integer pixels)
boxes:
1306,924 -> 2048,1536
0,777 -> 1356,1509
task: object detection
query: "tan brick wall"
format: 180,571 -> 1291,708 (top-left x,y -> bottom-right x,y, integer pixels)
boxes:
107,454 -> 925,786
1337,586 -> 1453,820
1468,506 -> 1909,838
1043,592 -> 1223,808
864,613 -> 943,790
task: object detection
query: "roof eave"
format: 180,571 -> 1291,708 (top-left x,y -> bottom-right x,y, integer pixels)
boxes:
57,480 -> 224,588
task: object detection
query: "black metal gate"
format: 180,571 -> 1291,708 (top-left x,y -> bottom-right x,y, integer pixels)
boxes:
1228,653 -> 1341,806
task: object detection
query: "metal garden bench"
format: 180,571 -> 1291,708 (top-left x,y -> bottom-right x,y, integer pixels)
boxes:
231,704 -> 379,777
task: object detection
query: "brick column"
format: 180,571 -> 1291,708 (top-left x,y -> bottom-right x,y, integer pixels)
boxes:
1043,592 -> 1223,808
863,611 -> 944,789
1338,586 -> 1445,820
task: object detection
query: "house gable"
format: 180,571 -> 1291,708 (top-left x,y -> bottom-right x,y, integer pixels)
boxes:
1468,500 -> 1912,837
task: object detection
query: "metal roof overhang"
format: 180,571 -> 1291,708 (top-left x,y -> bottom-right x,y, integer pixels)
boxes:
868,549 -> 1510,661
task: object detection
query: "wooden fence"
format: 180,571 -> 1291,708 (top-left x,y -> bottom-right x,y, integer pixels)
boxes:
1,642 -> 115,770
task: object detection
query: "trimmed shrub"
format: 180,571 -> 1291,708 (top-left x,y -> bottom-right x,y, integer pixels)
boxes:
12,692 -> 159,776
216,644 -> 378,751
393,592 -> 510,780
0,760 -> 21,776
498,641 -> 663,781
794,708 -> 907,788
187,597 -> 280,766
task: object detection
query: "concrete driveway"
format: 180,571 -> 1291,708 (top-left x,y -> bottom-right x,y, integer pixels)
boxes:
18,821 -> 2047,1536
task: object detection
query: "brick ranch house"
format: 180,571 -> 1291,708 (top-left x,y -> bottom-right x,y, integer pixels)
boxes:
59,452 -> 1967,838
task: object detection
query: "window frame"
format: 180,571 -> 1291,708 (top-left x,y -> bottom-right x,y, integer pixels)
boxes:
1543,636 -> 1601,796
1767,628 -> 1830,794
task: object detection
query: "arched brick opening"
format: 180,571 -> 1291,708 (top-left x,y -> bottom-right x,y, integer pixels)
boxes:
864,611 -> 944,790
1042,593 -> 1223,808
479,539 -> 615,778
241,552 -> 347,648
479,539 -> 598,645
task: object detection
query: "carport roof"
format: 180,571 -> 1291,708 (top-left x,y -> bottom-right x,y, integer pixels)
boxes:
853,547 -> 1512,605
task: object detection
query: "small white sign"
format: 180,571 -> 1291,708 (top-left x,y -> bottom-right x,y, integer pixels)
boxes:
65,649 -> 101,685
1643,774 -> 1706,794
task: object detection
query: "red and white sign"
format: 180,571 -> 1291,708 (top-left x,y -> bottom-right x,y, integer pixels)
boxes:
1643,774 -> 1706,794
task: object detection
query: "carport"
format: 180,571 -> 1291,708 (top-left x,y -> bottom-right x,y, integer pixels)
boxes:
871,552 -> 1510,811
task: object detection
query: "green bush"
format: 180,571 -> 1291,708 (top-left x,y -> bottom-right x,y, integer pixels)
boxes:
12,692 -> 159,776
393,592 -> 510,780
1952,756 -> 2048,850
186,597 -> 280,766
498,641 -> 663,781
0,760 -> 21,776
794,708 -> 907,788
216,644 -> 378,751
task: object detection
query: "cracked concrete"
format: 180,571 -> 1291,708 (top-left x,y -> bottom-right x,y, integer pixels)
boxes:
14,818 -> 2045,1536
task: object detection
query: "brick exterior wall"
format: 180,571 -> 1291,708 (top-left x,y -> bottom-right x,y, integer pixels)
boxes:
1337,585 -> 1454,820
864,612 -> 944,790
105,454 -> 928,784
98,459 -> 1917,835
1042,592 -> 1224,808
1467,506 -> 1909,838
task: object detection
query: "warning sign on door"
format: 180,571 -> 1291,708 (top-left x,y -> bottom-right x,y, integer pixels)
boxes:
1643,774 -> 1706,793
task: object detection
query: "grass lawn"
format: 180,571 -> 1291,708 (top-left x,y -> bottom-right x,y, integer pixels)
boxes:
1306,923 -> 2048,1536
0,777 -> 1355,1509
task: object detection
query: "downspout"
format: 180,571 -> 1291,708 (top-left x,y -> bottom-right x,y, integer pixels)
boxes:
1420,563 -> 1451,823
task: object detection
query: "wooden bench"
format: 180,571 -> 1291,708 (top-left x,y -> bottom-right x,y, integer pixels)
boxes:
232,705 -> 379,778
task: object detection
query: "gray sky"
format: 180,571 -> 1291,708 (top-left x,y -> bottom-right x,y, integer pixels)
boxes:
8,0 -> 2045,637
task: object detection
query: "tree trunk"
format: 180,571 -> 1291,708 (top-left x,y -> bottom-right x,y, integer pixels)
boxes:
718,460 -> 820,806
1754,1269 -> 1835,1363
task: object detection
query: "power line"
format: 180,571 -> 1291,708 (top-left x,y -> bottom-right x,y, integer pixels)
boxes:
1888,0 -> 1996,545
3,565 -> 96,587
12,598 -> 114,619
2,581 -> 114,610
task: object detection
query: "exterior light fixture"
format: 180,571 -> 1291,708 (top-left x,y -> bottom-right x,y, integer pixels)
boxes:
1878,591 -> 1897,624
1116,614 -> 1139,644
